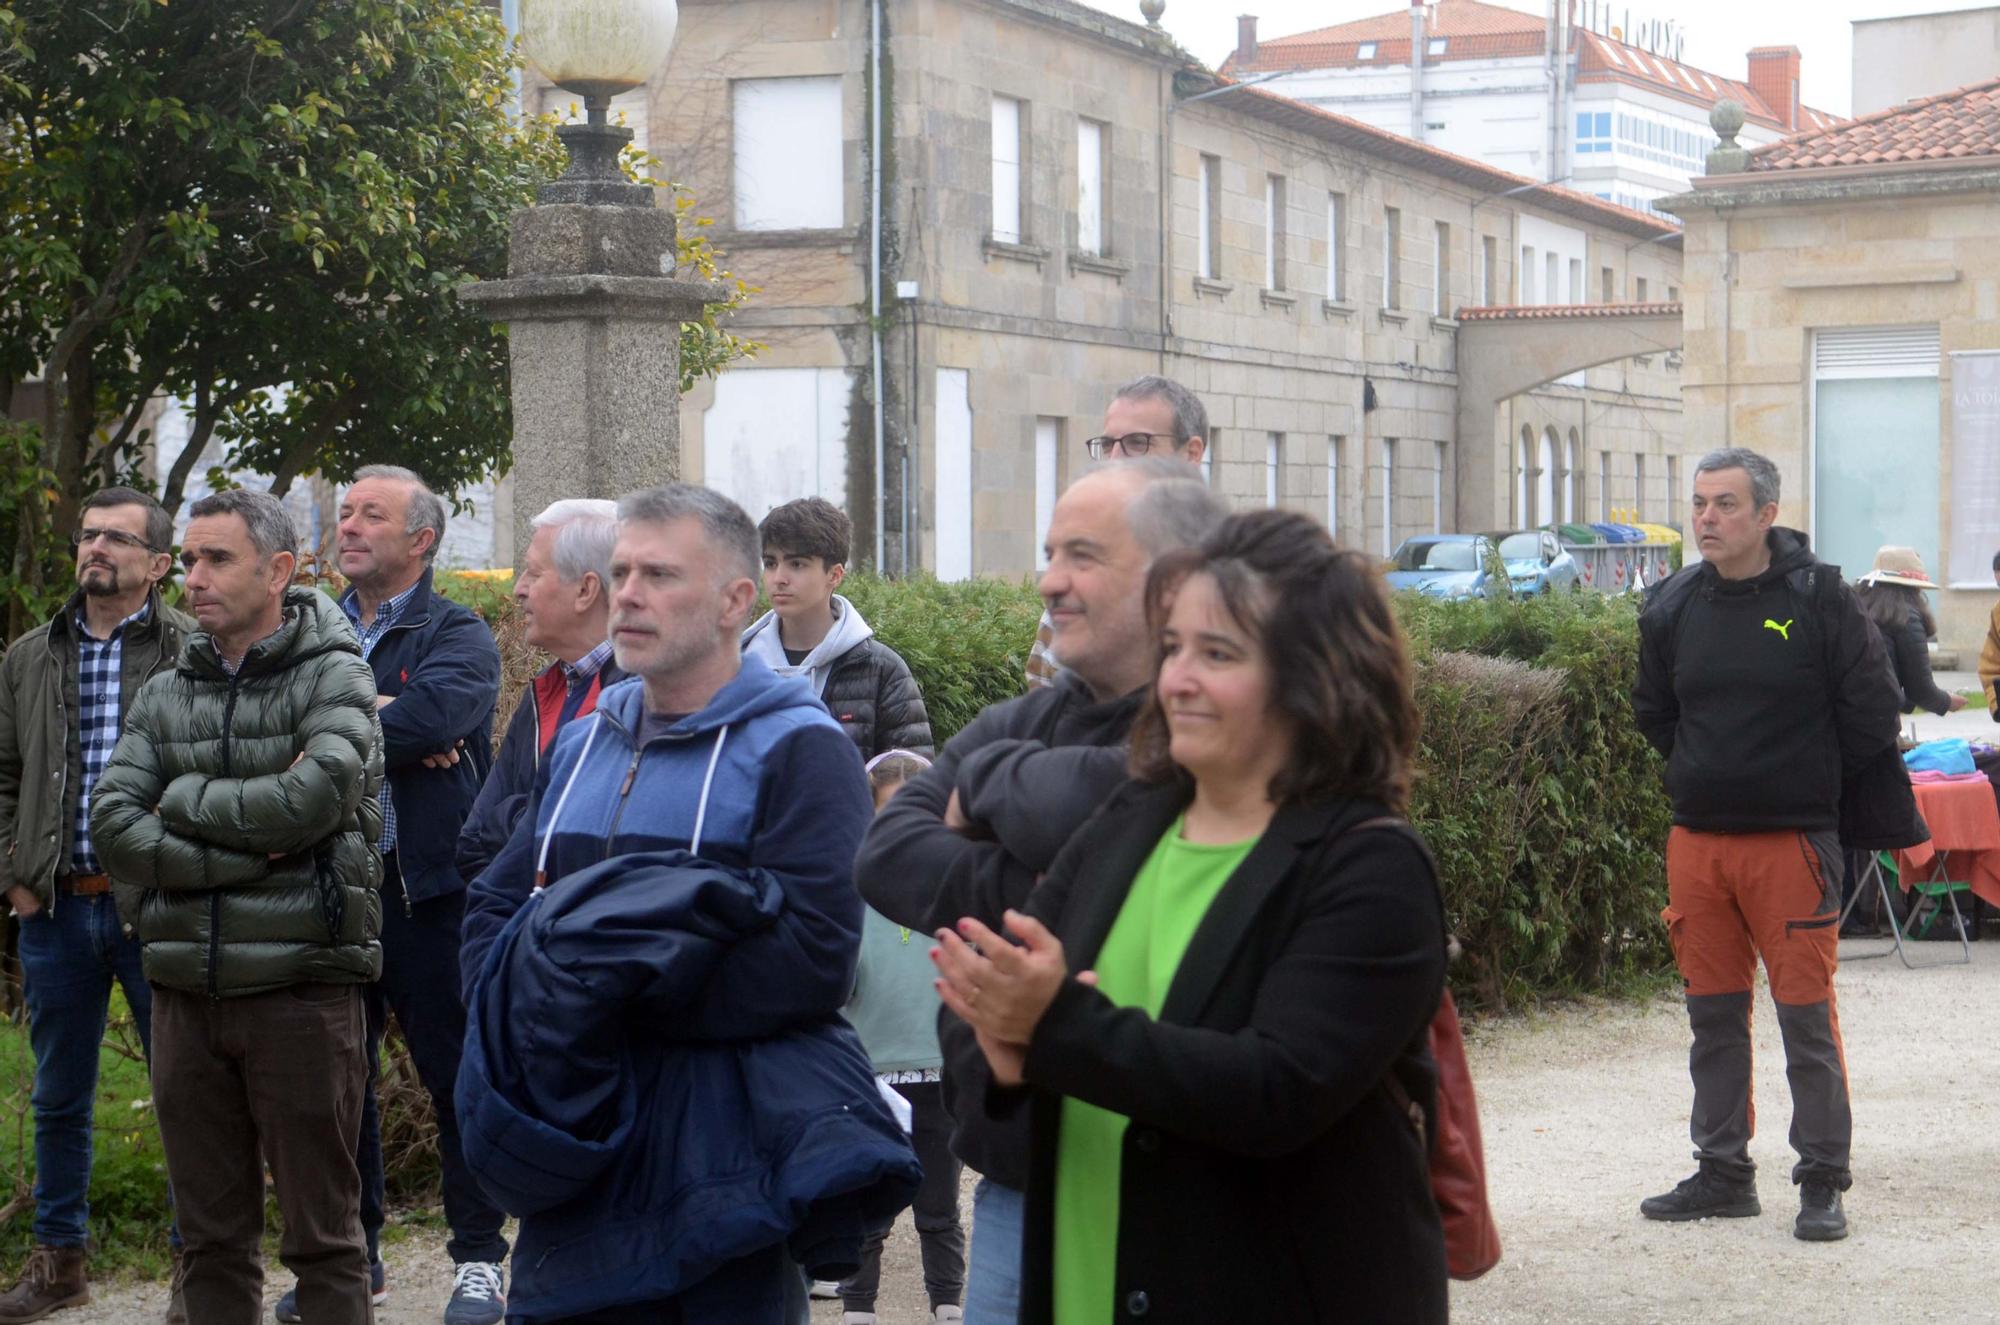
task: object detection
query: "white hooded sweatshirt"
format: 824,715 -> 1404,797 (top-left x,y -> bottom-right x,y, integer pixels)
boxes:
739,593 -> 875,698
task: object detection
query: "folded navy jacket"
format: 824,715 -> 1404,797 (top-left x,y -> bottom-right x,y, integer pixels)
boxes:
457,849 -> 921,1320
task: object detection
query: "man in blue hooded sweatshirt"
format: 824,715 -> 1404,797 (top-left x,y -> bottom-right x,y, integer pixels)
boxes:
460,484 -> 882,1324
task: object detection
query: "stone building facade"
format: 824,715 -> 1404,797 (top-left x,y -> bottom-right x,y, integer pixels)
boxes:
632,0 -> 1686,577
1664,81 -> 2000,658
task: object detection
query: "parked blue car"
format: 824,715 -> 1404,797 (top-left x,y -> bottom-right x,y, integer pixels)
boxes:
1384,531 -> 1580,598
1481,529 -> 1582,595
1383,535 -> 1498,599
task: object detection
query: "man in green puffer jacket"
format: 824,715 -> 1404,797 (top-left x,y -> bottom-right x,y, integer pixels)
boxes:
91,488 -> 383,1325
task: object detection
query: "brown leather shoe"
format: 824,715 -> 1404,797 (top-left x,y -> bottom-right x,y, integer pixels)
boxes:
163,1246 -> 187,1325
0,1246 -> 90,1323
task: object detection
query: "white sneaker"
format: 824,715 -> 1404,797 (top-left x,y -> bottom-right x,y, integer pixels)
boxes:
809,1279 -> 843,1300
933,1308 -> 964,1323
445,1261 -> 506,1325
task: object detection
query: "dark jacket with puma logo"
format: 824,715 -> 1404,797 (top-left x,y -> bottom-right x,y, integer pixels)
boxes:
1632,527 -> 1901,834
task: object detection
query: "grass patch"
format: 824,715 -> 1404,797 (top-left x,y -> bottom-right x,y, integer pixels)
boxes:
0,992 -> 173,1282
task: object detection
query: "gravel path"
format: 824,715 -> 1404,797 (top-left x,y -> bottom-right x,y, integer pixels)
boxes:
1452,937 -> 2000,1324
85,936 -> 2000,1323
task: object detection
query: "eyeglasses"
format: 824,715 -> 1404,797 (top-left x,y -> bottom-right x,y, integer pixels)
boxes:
71,527 -> 160,553
1084,433 -> 1180,460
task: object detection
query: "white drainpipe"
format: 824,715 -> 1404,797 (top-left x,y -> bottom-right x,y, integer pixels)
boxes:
1410,0 -> 1425,142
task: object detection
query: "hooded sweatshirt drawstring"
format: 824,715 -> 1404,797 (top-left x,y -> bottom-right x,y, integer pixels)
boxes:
535,715 -> 602,892
533,717 -> 733,885
689,727 -> 730,858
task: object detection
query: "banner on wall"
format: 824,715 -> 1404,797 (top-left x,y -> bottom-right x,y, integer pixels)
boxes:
1948,351 -> 2000,587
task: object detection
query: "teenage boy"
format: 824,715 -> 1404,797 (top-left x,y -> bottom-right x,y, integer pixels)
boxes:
741,497 -> 933,760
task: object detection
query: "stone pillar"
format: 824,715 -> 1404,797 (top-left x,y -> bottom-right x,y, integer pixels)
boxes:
458,198 -> 725,564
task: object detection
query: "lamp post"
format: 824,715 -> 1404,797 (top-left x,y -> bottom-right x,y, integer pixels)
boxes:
522,0 -> 678,206
458,0 -> 725,561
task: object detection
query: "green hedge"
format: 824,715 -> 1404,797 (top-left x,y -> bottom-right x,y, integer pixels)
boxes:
837,572 -> 1043,744
1400,590 -> 1672,1009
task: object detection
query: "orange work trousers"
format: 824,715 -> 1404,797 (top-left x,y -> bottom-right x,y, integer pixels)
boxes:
1662,826 -> 1852,1188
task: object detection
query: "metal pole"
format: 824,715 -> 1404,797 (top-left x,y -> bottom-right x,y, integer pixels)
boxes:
869,0 -> 886,571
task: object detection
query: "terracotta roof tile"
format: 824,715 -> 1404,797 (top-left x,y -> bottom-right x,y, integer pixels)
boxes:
1457,302 -> 1684,321
1748,75 -> 2000,171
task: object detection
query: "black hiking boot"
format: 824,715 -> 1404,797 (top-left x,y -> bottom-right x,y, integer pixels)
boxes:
1795,1180 -> 1848,1241
1639,1164 -> 1761,1221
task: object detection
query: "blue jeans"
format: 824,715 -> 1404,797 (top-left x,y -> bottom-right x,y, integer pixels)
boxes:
18,892 -> 175,1249
963,1179 -> 1023,1325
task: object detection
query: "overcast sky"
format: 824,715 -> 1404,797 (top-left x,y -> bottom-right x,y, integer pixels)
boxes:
1075,0 -> 2000,117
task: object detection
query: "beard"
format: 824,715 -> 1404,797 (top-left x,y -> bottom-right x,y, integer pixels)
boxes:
78,563 -> 122,597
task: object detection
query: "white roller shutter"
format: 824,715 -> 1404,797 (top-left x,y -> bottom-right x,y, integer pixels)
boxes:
1812,326 -> 1940,379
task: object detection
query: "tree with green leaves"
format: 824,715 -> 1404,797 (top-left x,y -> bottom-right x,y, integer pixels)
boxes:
0,0 -> 753,639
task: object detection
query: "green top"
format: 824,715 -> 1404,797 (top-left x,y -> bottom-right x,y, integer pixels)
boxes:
1051,816 -> 1258,1325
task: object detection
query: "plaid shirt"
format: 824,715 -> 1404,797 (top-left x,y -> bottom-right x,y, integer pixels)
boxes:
558,639 -> 614,692
1025,607 -> 1065,690
71,602 -> 152,875
341,580 -> 422,853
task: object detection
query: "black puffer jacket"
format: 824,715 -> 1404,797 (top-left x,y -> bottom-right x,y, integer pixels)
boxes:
821,638 -> 933,760
741,598 -> 932,760
91,587 -> 385,996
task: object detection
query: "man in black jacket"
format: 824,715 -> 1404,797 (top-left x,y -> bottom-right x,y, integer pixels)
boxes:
1631,446 -> 1900,1244
854,459 -> 1226,1323
741,496 -> 933,759
292,465 -> 508,1325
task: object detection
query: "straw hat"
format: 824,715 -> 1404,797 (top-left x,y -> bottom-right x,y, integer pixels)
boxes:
1857,546 -> 1937,590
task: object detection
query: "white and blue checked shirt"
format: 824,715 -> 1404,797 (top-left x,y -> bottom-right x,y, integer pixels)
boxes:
72,602 -> 152,876
341,580 -> 421,855
558,639 -> 614,692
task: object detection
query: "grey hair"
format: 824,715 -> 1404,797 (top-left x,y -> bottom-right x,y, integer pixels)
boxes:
1112,375 -> 1209,450
1088,456 -> 1231,560
353,464 -> 447,564
187,488 -> 297,563
531,498 -> 619,587
616,483 -> 761,587
1694,447 -> 1781,510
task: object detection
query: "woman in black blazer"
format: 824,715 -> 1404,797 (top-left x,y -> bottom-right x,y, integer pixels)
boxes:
932,510 -> 1449,1324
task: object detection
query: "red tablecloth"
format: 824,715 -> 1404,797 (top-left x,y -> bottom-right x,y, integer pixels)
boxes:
1896,777 -> 2000,909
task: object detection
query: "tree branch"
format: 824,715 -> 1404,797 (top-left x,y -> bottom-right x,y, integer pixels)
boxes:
37,219 -> 156,459
160,376 -> 220,516
266,387 -> 364,498
93,362 -> 172,478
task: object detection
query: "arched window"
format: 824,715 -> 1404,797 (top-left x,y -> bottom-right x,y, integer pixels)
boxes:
1516,425 -> 1535,525
1565,429 -> 1581,524
1536,427 -> 1558,529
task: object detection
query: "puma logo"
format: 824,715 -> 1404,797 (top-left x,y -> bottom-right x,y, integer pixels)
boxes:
1764,618 -> 1793,641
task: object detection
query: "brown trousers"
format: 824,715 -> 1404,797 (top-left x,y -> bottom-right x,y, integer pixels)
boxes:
151,982 -> 373,1324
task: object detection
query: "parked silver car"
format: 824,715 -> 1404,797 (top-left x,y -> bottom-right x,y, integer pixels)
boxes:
1481,529 -> 1581,595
